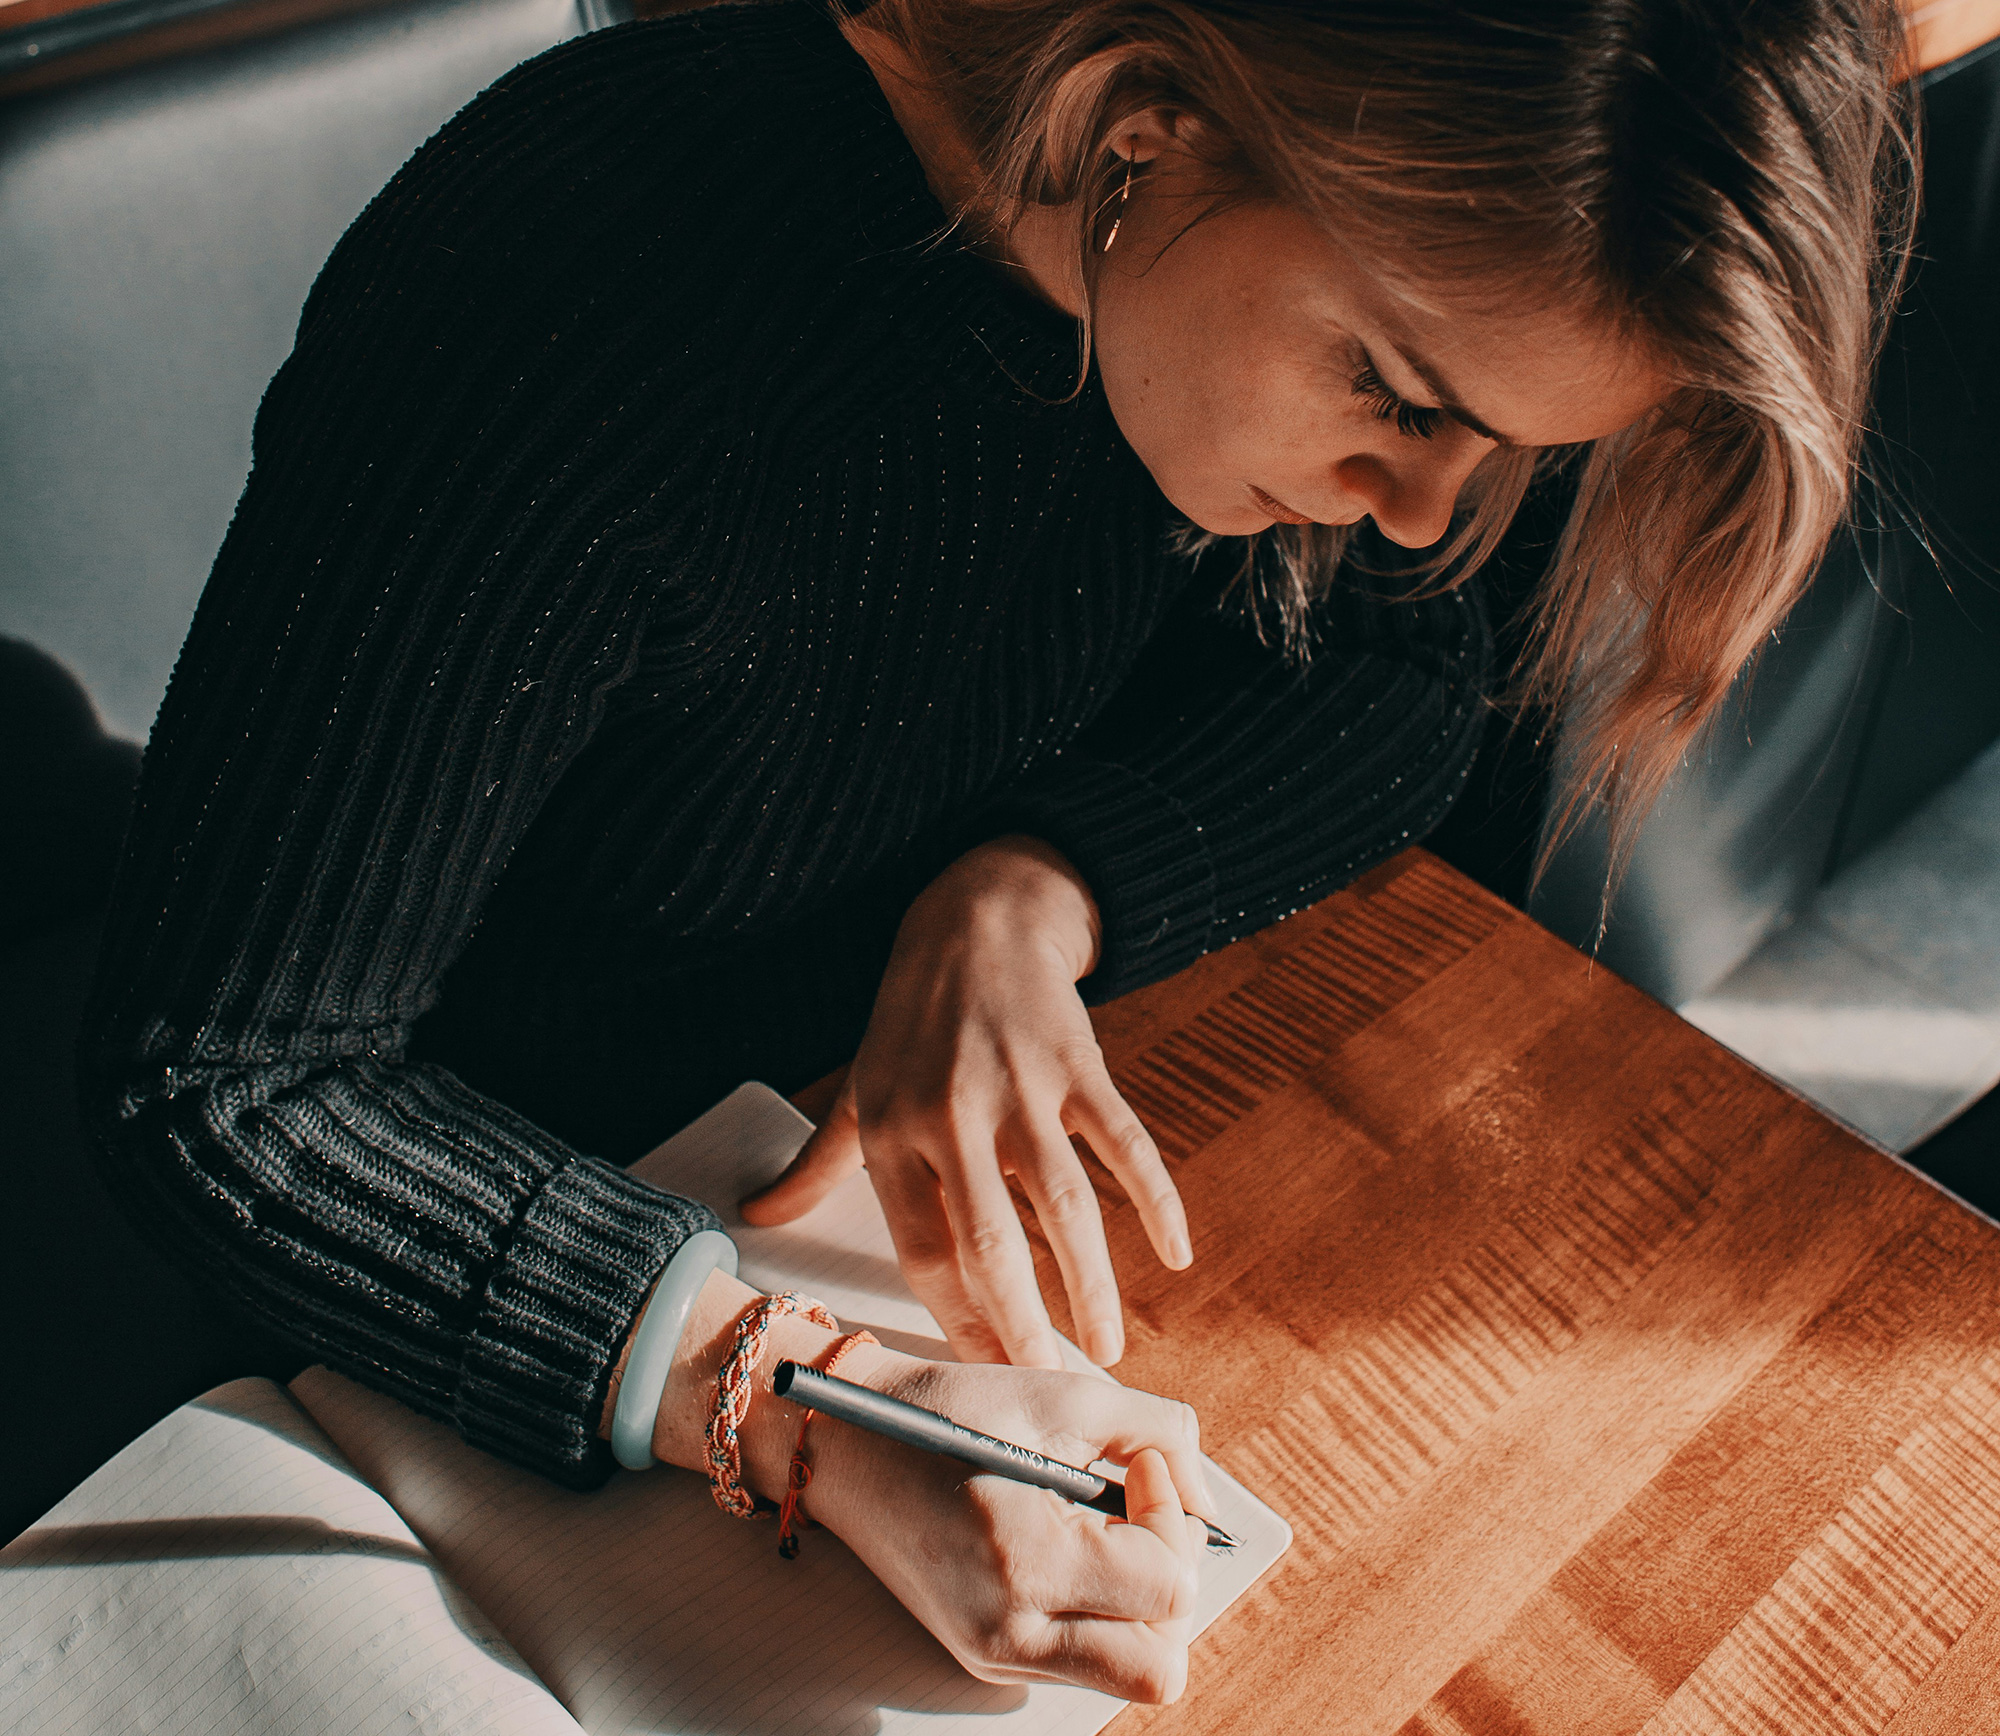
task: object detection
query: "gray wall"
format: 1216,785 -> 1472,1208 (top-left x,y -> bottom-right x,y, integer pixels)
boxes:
1530,533 -> 1903,1007
1,0 -> 580,742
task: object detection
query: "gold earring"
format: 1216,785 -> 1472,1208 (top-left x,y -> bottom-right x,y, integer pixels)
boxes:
1101,138 -> 1140,254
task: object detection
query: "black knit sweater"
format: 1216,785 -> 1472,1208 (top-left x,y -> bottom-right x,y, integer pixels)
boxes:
82,2 -> 1488,1487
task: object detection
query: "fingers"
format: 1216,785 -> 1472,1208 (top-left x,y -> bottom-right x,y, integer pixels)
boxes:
1014,1614 -> 1191,1704
935,1137 -> 1067,1369
1068,1070 -> 1191,1272
1009,1122 -> 1124,1366
1061,1453 -> 1201,1621
1030,1453 -> 1200,1702
1061,1384 -> 1214,1523
864,1148 -> 1010,1364
1120,1447 -> 1202,1575
739,1080 -> 864,1225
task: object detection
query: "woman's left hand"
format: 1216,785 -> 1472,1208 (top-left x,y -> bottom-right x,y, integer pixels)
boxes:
740,836 -> 1192,1368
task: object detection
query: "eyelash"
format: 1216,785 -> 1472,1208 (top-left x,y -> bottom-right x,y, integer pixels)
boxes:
1351,361 -> 1444,441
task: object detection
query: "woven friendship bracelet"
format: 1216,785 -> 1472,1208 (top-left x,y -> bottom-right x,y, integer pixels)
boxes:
776,1329 -> 878,1559
706,1290 -> 840,1520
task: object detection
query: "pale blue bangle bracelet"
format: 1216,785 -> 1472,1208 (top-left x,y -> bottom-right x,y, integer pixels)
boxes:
610,1229 -> 740,1472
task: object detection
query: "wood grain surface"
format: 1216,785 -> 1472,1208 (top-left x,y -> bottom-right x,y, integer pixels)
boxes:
1013,848 -> 2000,1736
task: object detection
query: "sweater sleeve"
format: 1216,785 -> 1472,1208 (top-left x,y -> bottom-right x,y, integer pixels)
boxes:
77,32 -> 751,1488
984,562 -> 1491,1003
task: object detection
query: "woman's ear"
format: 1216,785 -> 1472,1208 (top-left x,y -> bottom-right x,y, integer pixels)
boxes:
1108,106 -> 1187,168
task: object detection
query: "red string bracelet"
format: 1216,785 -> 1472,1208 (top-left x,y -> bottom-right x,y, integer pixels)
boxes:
776,1330 -> 878,1560
705,1291 -> 840,1520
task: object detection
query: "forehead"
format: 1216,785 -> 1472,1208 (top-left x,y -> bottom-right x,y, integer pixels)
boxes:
1260,202 -> 1670,448
1377,288 -> 1670,450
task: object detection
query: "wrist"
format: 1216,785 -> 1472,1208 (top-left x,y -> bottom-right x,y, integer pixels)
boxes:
600,1231 -> 740,1471
920,835 -> 1102,981
626,1271 -> 921,1509
782,1341 -> 931,1536
607,1272 -> 823,1488
604,1268 -> 937,1526
734,1311 -> 887,1503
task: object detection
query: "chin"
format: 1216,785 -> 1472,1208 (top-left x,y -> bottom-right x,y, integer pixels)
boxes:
1191,513 -> 1269,538
1160,484 -> 1267,538
1137,459 -> 1283,537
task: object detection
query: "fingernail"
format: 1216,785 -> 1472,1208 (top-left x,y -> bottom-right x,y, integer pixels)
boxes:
1169,1232 -> 1192,1268
1089,1325 -> 1124,1366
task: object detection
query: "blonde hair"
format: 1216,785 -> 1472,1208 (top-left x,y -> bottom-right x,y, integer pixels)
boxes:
848,0 -> 1918,856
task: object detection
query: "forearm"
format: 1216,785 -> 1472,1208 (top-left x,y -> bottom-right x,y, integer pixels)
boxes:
90,1057 -> 718,1486
987,589 -> 1487,998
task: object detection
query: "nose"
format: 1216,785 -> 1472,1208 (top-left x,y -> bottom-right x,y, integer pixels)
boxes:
1332,435 -> 1494,549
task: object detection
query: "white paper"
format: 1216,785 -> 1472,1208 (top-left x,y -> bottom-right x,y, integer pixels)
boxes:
292,1082 -> 1292,1736
3,1083 -> 1291,1736
298,1364 -> 1289,1736
0,1377 -> 578,1736
629,1081 -> 950,1355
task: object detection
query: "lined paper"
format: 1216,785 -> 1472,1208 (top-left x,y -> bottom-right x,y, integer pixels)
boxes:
297,1082 -> 1292,1736
296,1367 -> 1287,1736
0,1378 -> 578,1736
628,1082 -> 951,1354
1,1084 -> 1289,1735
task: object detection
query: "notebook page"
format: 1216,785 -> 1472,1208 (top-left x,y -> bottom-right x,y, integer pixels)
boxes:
296,1366 -> 1289,1736
0,1376 -> 579,1736
629,1081 -> 949,1355
292,1081 -> 1292,1736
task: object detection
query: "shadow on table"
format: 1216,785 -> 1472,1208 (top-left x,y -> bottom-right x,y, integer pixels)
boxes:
0,636 -> 306,1545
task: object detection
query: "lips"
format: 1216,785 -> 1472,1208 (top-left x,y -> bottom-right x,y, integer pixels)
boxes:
1248,484 -> 1315,526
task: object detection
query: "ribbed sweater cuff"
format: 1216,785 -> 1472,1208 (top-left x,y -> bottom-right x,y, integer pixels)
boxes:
980,756 -> 1216,1005
455,1156 -> 722,1489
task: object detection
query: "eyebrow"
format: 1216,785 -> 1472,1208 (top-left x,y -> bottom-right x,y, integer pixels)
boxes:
1383,341 -> 1522,448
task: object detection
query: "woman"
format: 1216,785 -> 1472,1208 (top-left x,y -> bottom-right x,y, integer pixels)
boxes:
82,0 -> 1913,1700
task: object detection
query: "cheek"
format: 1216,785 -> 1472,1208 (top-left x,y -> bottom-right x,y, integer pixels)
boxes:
1205,350 -> 1377,499
1096,313 -> 1330,486
1092,249 -> 1275,466
1089,269 -> 1382,532
1092,304 -> 1216,467
1254,362 -> 1356,465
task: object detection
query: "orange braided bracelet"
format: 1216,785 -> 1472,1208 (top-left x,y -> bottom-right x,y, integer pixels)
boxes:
705,1290 -> 839,1520
776,1330 -> 878,1559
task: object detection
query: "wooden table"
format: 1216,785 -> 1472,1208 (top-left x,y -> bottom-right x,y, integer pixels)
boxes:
1017,848 -> 2000,1735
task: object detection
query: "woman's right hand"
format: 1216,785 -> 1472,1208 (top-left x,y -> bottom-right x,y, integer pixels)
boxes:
806,1349 -> 1213,1703
611,1270 -> 1213,1704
